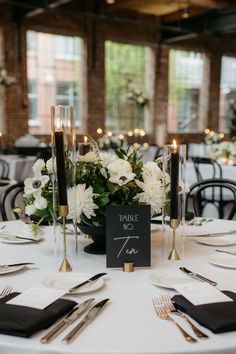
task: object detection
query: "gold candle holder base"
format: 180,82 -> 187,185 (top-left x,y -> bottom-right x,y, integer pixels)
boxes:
59,258 -> 72,272
59,205 -> 72,272
168,219 -> 181,261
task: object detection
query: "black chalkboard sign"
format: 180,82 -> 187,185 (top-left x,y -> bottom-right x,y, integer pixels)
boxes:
106,205 -> 151,268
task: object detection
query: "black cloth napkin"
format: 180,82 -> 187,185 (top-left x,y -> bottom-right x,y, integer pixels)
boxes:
173,290 -> 236,333
0,292 -> 76,338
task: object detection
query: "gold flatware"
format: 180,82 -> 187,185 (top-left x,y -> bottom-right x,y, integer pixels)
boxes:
160,292 -> 208,338
0,286 -> 13,299
62,299 -> 109,344
152,297 -> 197,343
0,262 -> 35,269
40,298 -> 94,344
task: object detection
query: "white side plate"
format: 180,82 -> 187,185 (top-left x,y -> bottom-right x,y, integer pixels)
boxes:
42,272 -> 105,294
150,272 -> 194,290
209,253 -> 236,269
0,265 -> 25,275
194,235 -> 236,247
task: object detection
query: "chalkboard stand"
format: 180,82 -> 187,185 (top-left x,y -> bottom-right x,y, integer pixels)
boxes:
123,262 -> 134,272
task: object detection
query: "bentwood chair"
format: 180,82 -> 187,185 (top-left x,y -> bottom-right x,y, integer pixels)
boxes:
191,157 -> 223,181
186,178 -> 236,220
0,182 -> 25,221
0,159 -> 10,180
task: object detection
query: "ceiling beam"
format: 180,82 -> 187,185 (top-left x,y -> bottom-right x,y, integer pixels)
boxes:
161,7 -> 236,43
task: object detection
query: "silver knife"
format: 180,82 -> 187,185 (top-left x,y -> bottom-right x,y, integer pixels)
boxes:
215,249 -> 236,256
0,262 -> 35,268
68,273 -> 107,293
40,298 -> 94,344
186,230 -> 236,238
0,234 -> 40,242
179,267 -> 218,286
62,298 -> 109,344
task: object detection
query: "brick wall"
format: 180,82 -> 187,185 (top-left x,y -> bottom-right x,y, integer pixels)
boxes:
1,4 -> 236,147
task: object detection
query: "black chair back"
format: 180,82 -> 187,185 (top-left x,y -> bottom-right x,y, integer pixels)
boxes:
0,159 -> 10,180
186,178 -> 236,220
0,182 -> 25,221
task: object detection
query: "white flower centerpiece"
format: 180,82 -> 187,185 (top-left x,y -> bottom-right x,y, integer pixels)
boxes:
22,148 -> 169,233
205,130 -> 236,164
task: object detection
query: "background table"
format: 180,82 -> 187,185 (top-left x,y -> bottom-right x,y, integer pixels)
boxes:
0,219 -> 236,354
186,160 -> 236,186
0,155 -> 35,181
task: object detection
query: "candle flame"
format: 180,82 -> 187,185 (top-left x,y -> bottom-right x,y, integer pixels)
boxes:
0,132 -> 2,137
84,136 -> 88,143
55,118 -> 61,130
172,139 -> 177,149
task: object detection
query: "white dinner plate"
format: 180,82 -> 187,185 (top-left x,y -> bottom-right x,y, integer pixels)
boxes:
150,272 -> 194,290
0,234 -> 43,244
0,265 -> 25,275
194,235 -> 236,246
42,272 -> 105,294
208,253 -> 236,269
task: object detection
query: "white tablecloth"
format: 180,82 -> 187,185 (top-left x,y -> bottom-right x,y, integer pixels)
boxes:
0,155 -> 35,181
186,161 -> 236,186
0,219 -> 236,354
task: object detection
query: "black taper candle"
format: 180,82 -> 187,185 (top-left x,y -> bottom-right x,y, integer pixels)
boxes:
170,147 -> 179,220
54,131 -> 68,206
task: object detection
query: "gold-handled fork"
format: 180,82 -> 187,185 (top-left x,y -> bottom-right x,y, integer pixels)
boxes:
0,286 -> 13,299
152,297 -> 197,343
160,293 -> 208,338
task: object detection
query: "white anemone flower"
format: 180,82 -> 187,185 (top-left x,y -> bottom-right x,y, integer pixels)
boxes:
179,180 -> 190,194
46,158 -> 56,174
32,159 -> 45,174
109,172 -> 136,186
67,184 -> 98,222
25,204 -> 37,216
78,151 -> 99,163
100,152 -> 117,168
34,195 -> 48,210
107,159 -> 132,174
134,179 -> 164,216
24,172 -> 49,196
142,161 -> 162,182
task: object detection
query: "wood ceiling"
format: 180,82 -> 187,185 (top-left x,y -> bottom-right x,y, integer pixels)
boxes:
1,0 -> 236,42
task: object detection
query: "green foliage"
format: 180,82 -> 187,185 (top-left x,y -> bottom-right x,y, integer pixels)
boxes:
105,41 -> 147,130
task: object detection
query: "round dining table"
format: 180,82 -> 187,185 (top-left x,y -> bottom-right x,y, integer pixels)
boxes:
0,219 -> 236,354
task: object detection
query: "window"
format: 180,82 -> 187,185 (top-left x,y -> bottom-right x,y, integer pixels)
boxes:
26,31 -> 82,134
105,41 -> 150,132
28,80 -> 38,123
56,81 -> 79,122
55,35 -> 80,60
168,50 -> 205,133
219,56 -> 236,132
27,31 -> 37,52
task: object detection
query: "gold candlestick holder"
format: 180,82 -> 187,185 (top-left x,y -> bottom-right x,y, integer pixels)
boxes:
168,219 -> 181,261
59,205 -> 72,272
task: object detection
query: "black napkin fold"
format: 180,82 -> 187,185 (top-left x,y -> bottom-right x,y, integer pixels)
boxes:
0,292 -> 76,338
173,290 -> 236,333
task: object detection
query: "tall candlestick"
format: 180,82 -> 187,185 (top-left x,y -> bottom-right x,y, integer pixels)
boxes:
170,139 -> 179,220
54,130 -> 68,206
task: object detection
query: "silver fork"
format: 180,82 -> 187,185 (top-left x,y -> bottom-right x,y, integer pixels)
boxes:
152,298 -> 197,343
161,293 -> 208,338
0,286 -> 13,299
